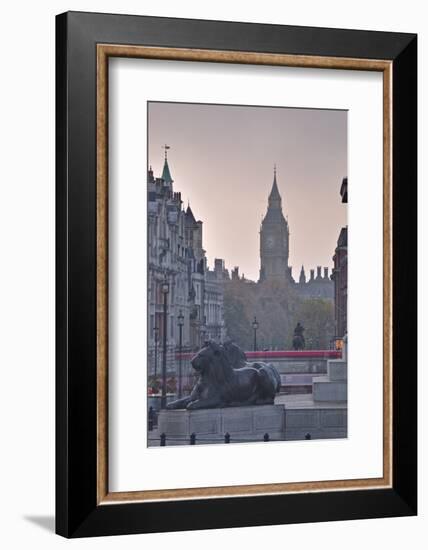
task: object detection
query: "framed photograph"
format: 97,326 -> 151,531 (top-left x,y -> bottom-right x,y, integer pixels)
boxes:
56,11 -> 417,537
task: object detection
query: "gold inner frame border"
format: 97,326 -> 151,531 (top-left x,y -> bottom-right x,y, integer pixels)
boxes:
96,44 -> 392,504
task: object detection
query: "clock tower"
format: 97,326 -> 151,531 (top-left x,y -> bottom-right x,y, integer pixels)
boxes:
259,167 -> 290,282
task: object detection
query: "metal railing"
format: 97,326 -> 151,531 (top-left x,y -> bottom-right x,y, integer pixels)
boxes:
149,431 -> 313,445
154,432 -> 275,445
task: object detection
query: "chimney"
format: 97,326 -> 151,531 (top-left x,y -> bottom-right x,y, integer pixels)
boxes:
317,266 -> 322,279
324,267 -> 329,279
214,259 -> 224,277
310,269 -> 315,281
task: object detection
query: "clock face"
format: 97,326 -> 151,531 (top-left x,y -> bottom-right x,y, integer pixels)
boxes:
266,236 -> 275,249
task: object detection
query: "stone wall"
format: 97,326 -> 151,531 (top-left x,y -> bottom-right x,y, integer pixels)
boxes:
156,405 -> 285,444
284,407 -> 347,440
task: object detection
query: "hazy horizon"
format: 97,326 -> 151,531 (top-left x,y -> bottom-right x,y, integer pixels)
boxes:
148,102 -> 347,282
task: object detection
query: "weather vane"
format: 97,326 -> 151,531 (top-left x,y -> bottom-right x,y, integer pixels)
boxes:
163,143 -> 170,159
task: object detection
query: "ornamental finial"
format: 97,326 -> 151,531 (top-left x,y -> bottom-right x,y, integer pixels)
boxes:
163,144 -> 170,160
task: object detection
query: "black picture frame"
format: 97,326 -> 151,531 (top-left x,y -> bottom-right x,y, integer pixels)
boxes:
56,11 -> 417,538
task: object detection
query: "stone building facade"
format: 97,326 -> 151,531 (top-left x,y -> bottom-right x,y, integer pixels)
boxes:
332,178 -> 348,338
147,152 -> 226,378
296,265 -> 334,300
204,258 -> 229,341
259,168 -> 334,301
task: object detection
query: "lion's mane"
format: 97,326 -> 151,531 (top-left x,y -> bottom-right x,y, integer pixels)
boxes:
197,343 -> 235,396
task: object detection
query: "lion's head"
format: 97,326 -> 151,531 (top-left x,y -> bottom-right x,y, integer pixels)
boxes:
191,340 -> 222,372
191,341 -> 234,388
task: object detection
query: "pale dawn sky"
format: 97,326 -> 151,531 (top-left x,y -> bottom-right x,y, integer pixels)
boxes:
148,102 -> 347,282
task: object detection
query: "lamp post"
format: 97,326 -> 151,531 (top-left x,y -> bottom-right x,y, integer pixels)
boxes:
160,276 -> 169,409
177,310 -> 184,399
153,326 -> 159,377
200,327 -> 206,348
334,337 -> 343,352
252,316 -> 259,352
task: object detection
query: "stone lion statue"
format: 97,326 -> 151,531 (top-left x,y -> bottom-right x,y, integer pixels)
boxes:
167,341 -> 281,410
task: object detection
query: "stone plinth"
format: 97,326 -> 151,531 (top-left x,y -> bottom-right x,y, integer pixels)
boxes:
276,394 -> 348,440
157,405 -> 285,444
328,360 -> 347,381
312,376 -> 347,401
285,406 -> 347,440
313,357 -> 347,403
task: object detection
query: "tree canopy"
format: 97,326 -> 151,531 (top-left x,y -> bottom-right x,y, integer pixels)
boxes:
223,279 -> 334,351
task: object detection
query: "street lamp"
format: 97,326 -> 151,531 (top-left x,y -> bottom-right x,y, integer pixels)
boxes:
160,276 -> 169,409
252,316 -> 259,352
200,327 -> 206,348
333,337 -> 343,351
177,310 -> 184,399
153,325 -> 159,377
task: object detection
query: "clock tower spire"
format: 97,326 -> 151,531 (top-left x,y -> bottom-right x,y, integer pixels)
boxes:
259,166 -> 290,283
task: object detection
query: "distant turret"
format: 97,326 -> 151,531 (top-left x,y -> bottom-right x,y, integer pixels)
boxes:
161,144 -> 173,186
232,267 -> 240,281
148,165 -> 154,183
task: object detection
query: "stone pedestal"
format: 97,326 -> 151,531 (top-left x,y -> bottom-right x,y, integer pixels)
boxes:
280,337 -> 348,440
284,404 -> 347,440
157,405 -> 285,444
313,357 -> 347,403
